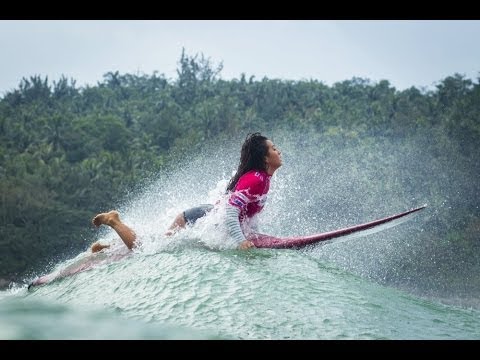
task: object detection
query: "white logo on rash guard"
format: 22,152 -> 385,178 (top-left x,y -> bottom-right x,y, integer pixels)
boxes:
254,172 -> 264,181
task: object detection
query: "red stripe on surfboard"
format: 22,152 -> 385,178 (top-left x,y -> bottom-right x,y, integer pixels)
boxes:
249,205 -> 427,249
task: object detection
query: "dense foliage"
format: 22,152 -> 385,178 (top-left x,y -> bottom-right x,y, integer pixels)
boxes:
1,51 -> 478,290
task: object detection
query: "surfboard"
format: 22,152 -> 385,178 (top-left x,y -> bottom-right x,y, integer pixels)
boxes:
28,250 -> 130,290
248,205 -> 427,249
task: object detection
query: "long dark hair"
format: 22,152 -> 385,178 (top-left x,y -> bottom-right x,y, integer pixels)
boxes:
226,132 -> 269,192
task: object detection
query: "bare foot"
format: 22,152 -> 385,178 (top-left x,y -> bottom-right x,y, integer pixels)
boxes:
165,226 -> 182,236
92,210 -> 120,227
91,242 -> 111,253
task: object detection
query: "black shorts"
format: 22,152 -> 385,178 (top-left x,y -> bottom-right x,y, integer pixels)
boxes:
183,204 -> 214,225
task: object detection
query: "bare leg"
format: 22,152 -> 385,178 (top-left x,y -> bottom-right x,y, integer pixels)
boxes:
165,212 -> 186,236
92,210 -> 137,250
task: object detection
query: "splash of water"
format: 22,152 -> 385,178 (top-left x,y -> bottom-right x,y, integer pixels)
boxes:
25,128 -> 478,309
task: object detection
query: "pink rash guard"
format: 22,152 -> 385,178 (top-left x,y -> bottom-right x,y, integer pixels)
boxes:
228,170 -> 271,219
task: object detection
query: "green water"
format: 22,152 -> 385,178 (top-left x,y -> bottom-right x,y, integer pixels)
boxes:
2,245 -> 479,339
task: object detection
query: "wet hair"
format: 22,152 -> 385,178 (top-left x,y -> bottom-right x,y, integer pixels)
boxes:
226,132 -> 269,192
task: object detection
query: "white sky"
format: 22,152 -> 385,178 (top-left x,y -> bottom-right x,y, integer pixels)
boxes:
0,20 -> 479,96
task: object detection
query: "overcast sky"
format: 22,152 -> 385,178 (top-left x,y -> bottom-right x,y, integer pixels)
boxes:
0,20 -> 479,96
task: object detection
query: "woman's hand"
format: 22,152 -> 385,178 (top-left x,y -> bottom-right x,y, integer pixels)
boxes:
238,240 -> 255,250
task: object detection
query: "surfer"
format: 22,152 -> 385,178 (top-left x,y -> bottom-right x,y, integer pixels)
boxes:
91,132 -> 282,252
